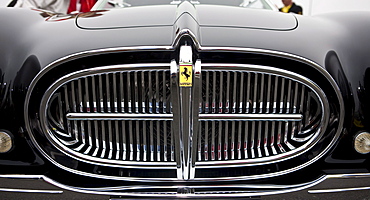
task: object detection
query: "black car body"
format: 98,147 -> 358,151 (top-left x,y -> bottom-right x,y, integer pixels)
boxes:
1,0 -> 370,198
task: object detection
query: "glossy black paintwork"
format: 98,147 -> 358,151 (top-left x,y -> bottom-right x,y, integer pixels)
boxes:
1,1 -> 370,185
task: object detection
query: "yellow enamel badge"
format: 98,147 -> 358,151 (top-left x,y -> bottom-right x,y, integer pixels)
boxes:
179,63 -> 192,87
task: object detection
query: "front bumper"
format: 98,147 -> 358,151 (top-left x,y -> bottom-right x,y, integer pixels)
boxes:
0,173 -> 369,199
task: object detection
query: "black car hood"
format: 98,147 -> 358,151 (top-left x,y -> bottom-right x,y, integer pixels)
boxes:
76,3 -> 297,31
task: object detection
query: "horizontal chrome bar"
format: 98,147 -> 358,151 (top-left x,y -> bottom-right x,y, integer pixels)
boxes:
66,113 -> 173,121
0,174 -> 325,197
0,188 -> 63,194
1,173 -> 370,197
199,114 -> 302,121
67,113 -> 302,122
308,186 -> 370,194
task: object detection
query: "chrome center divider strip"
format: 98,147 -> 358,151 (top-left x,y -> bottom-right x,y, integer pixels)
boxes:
176,45 -> 196,180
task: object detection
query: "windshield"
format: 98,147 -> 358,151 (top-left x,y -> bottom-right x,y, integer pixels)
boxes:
93,0 -> 277,11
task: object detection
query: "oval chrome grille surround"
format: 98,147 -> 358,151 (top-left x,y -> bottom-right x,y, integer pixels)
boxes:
40,62 -> 328,171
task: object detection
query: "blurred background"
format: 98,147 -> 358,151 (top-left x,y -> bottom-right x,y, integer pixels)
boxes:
1,0 -> 370,15
271,0 -> 370,15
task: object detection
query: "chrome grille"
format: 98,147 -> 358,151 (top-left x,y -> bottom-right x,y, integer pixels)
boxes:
41,63 -> 327,170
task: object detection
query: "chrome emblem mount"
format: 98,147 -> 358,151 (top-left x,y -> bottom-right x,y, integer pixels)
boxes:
171,46 -> 201,180
179,46 -> 193,87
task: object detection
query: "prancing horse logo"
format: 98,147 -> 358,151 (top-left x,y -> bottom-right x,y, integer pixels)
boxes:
181,66 -> 191,81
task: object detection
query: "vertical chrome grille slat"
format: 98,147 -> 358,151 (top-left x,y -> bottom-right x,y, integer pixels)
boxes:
141,71 -> 146,114
286,80 -> 292,114
266,75 -> 272,113
127,121 -> 133,161
121,121 -> 127,160
211,121 -> 215,161
238,72 -> 244,114
230,121 -> 236,160
218,122 -> 223,160
237,121 -> 242,159
277,121 -> 285,153
155,71 -> 159,114
107,121 -> 113,159
92,120 -> 99,157
135,121 -> 140,161
219,72 -> 223,113
163,71 -> 167,114
279,78 -> 285,114
270,121 -> 278,155
205,72 -> 210,113
212,72 -> 216,114
100,121 -> 106,158
156,121 -> 161,161
105,74 -> 111,113
256,121 -> 262,158
150,121 -> 154,161
112,73 -> 118,113
164,120 -> 168,161
263,121 -> 269,157
115,121 -> 120,160
143,121 -> 147,161
198,122 -> 202,161
258,74 -> 265,114
232,72 -> 237,114
97,75 -> 103,113
204,122 -> 209,161
85,120 -> 93,155
250,121 -> 256,158
246,73 -> 251,113
224,122 -> 229,160
127,72 -> 132,114
225,72 -> 230,113
148,72 -> 153,114
244,121 -> 249,159
134,72 -> 139,113
119,72 -> 124,113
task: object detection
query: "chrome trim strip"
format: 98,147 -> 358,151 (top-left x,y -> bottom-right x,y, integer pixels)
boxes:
309,187 -> 370,194
0,188 -> 62,194
2,173 -> 370,197
66,113 -> 173,120
199,114 -> 302,121
327,173 -> 370,179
